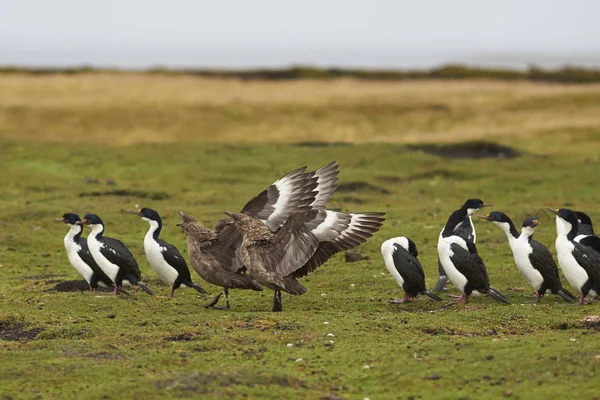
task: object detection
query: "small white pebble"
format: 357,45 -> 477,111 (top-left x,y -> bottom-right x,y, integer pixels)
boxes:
364,398 -> 371,400
328,340 -> 335,344
321,293 -> 327,296
287,343 -> 294,347
570,338 -> 577,342
323,322 -> 329,325
327,333 -> 335,337
295,358 -> 303,362
372,275 -> 378,278
134,204 -> 140,208
363,365 -> 371,369
350,284 -> 355,288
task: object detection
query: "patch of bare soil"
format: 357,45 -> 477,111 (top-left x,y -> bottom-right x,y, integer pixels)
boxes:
152,371 -> 306,395
0,321 -> 44,341
408,140 -> 520,159
337,181 -> 391,194
79,189 -> 170,200
46,280 -> 114,292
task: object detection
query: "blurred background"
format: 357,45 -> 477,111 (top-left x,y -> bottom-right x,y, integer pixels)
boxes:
2,0 -> 600,70
1,0 -> 600,147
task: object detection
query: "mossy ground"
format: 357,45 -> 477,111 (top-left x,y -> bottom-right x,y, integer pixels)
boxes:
1,76 -> 600,399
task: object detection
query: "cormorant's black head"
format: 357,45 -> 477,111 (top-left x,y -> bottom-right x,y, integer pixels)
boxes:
576,211 -> 592,225
479,211 -> 519,238
545,208 -> 578,236
78,213 -> 103,226
128,207 -> 161,223
522,217 -> 539,229
478,211 -> 510,224
54,213 -> 81,225
575,211 -> 594,235
461,199 -> 493,215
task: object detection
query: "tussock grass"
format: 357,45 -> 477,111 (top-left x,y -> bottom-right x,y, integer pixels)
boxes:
2,75 -> 600,147
1,76 -> 600,398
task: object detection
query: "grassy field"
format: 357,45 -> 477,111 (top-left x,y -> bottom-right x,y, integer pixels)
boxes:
1,74 -> 600,399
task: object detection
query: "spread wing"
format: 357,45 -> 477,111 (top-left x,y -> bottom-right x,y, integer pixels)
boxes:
572,242 -> 600,289
246,211 -> 320,276
292,211 -> 386,278
156,238 -> 192,281
239,166 -> 318,231
392,244 -> 426,290
309,161 -> 339,210
99,237 -> 141,278
528,240 -> 561,285
450,243 -> 490,291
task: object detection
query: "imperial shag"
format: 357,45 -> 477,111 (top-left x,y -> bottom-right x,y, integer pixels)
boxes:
54,213 -> 116,292
479,212 -> 575,303
546,208 -> 600,304
129,208 -> 209,298
79,214 -> 153,295
434,199 -> 489,292
381,236 -> 442,303
437,203 -> 510,304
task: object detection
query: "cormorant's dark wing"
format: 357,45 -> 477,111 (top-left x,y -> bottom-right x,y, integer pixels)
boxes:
450,243 -> 490,291
454,216 -> 475,243
77,238 -> 114,285
392,244 -> 426,292
99,237 -> 141,278
572,242 -> 600,289
239,166 -> 318,231
465,240 -> 478,254
156,238 -> 192,281
528,240 -> 561,289
292,212 -> 386,278
579,235 -> 600,255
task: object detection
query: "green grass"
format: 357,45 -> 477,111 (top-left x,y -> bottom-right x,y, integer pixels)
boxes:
1,136 -> 600,399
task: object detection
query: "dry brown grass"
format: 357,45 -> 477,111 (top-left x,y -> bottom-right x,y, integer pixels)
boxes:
2,73 -> 600,146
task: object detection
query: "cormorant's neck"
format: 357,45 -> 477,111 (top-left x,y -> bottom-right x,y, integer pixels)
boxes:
520,226 -> 535,243
495,217 -> 519,239
65,224 -> 83,242
145,219 -> 162,240
442,209 -> 467,237
89,224 -> 104,238
565,220 -> 577,241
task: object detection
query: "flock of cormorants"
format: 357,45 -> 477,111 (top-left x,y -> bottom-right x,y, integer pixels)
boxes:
54,162 -> 385,311
382,200 -> 600,306
54,161 -> 600,311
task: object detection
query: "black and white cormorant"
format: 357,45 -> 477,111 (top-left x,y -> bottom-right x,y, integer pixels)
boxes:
381,237 -> 442,303
546,207 -> 600,305
79,213 -> 153,295
479,212 -> 575,303
128,207 -> 208,298
54,213 -> 117,292
437,201 -> 510,304
572,211 -> 600,254
434,199 -> 485,292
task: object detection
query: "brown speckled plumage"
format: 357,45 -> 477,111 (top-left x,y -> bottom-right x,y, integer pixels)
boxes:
226,162 -> 386,312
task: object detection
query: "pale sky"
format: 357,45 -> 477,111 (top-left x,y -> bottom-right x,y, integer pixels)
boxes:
1,0 -> 599,68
